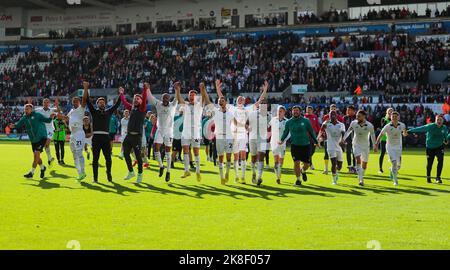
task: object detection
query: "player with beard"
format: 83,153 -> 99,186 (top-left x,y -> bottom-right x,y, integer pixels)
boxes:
279,106 -> 319,186
35,98 -> 58,166
85,82 -> 122,183
120,84 -> 148,183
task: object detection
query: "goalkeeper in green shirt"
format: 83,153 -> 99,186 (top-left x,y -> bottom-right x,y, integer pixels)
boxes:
407,114 -> 450,184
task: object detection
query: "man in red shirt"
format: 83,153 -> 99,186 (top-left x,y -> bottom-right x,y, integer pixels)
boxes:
304,106 -> 320,170
319,104 -> 344,174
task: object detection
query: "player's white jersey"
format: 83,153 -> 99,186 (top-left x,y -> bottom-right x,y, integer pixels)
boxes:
323,120 -> 345,151
380,122 -> 406,149
213,107 -> 235,140
181,101 -> 203,140
269,117 -> 288,148
150,97 -> 178,137
35,107 -> 56,132
248,109 -> 270,141
67,106 -> 86,133
344,120 -> 376,149
232,106 -> 249,137
120,117 -> 129,139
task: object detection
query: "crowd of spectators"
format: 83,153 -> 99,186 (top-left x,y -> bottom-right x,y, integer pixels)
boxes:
2,32 -> 450,102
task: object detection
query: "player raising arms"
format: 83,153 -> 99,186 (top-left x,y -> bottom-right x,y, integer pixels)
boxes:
11,103 -> 55,179
317,111 -> 346,185
375,111 -> 407,186
269,106 -> 289,184
148,83 -> 178,182
247,81 -> 270,186
406,114 -> 450,184
35,98 -> 58,166
175,81 -> 206,182
85,82 -> 122,183
202,80 -> 235,185
279,105 -> 319,186
119,84 -> 148,183
66,81 -> 89,181
343,110 -> 377,186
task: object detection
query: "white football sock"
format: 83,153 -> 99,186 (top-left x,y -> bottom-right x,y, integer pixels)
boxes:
251,162 -> 256,175
166,152 -> 172,173
45,147 -> 52,160
234,161 -> 239,176
219,162 -> 224,179
30,167 -> 35,174
155,152 -> 163,168
241,161 -> 247,179
257,161 -> 263,179
184,154 -> 190,172
226,161 -> 231,174
195,155 -> 200,173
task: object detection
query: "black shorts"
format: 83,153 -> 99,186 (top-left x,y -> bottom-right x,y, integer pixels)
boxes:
204,138 -> 210,146
291,144 -> 311,163
31,138 -> 47,153
173,139 -> 182,152
109,133 -> 116,141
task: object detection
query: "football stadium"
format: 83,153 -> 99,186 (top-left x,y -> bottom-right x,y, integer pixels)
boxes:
0,0 -> 450,255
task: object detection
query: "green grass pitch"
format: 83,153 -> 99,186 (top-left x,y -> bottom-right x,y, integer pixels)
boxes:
0,141 -> 449,250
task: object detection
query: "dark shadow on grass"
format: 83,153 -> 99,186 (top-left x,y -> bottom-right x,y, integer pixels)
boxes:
61,164 -> 76,169
80,181 -> 117,194
363,174 -> 414,181
22,179 -> 76,190
96,182 -> 140,196
339,183 -> 434,196
135,182 -> 195,197
50,170 -> 72,179
168,183 -> 257,199
227,182 -> 331,199
300,183 -> 365,196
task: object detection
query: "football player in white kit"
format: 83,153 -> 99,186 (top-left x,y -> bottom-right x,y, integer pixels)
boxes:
248,81 -> 270,186
35,98 -> 57,166
269,105 -> 289,184
215,80 -> 267,184
148,84 -> 178,182
374,111 -> 407,186
318,111 -> 346,185
66,81 -> 89,181
343,110 -> 377,186
118,109 -> 129,159
202,80 -> 235,185
175,81 -> 206,182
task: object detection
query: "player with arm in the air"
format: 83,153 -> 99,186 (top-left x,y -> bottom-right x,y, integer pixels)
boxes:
64,81 -> 89,181
374,111 -> 407,186
119,84 -> 149,183
203,80 -> 235,185
11,103 -> 55,179
148,83 -> 178,182
406,114 -> 449,184
270,106 -> 289,184
279,105 -> 319,186
85,82 -> 122,183
343,110 -> 377,186
175,81 -> 207,182
247,81 -> 270,186
317,111 -> 346,185
35,98 -> 58,166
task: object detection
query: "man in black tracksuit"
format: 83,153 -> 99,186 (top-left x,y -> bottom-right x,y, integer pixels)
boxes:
84,83 -> 122,183
343,105 -> 356,173
119,84 -> 149,183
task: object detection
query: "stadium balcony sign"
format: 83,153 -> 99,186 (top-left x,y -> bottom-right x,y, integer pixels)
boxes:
291,84 -> 308,94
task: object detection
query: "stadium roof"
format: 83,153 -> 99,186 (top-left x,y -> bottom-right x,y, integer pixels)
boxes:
0,0 -> 166,10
